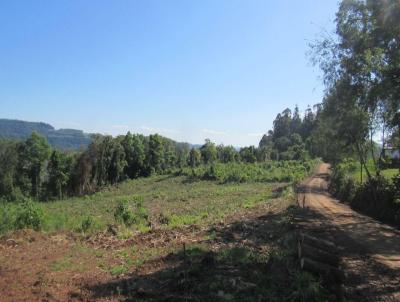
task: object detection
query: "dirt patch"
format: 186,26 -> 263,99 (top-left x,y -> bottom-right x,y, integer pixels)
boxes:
0,198 -> 300,302
296,163 -> 400,301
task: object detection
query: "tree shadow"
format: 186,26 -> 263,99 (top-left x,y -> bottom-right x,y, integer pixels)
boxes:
295,206 -> 400,301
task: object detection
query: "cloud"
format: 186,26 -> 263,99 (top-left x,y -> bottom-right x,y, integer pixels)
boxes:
140,125 -> 179,134
202,128 -> 227,136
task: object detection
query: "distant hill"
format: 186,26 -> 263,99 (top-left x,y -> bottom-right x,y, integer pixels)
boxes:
0,119 -> 92,150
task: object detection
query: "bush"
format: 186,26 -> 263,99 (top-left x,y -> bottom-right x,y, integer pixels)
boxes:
14,200 -> 44,231
114,198 -> 148,227
0,203 -> 16,234
330,160 -> 400,226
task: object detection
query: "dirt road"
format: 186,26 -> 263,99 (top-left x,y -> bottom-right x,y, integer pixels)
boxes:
300,163 -> 400,301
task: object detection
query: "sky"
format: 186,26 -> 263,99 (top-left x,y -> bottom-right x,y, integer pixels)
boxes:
0,0 -> 339,147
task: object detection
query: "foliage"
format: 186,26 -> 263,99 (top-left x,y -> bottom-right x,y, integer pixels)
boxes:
80,216 -> 93,233
310,0 -> 400,178
13,200 -> 45,231
176,161 -> 318,184
258,106 -> 315,161
114,198 -> 148,227
307,0 -> 400,225
200,139 -> 217,164
330,161 -> 400,226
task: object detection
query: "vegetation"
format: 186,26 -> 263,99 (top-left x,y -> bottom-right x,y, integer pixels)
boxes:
0,158 -> 318,235
0,124 -> 319,203
308,0 -> 400,226
176,160 -> 318,184
329,159 -> 400,225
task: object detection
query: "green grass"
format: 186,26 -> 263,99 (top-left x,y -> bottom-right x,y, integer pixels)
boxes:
350,160 -> 399,183
0,176 -> 281,235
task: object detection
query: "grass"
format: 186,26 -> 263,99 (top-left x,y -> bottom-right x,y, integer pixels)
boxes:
0,177 -> 286,235
0,160 -> 318,236
350,160 -> 399,183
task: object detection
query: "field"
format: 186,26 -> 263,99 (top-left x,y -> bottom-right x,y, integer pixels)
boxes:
0,160 -> 318,236
0,161 -> 327,302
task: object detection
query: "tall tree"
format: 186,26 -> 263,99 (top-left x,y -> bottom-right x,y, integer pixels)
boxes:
46,150 -> 71,199
147,134 -> 164,174
188,148 -> 201,168
200,139 -> 217,164
19,132 -> 51,199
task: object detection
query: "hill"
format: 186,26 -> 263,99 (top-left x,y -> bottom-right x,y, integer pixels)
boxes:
0,119 -> 92,150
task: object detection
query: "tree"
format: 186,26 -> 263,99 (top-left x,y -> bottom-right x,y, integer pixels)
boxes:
0,140 -> 19,199
108,141 -> 127,184
146,134 -> 164,174
200,139 -> 217,164
273,108 -> 292,140
121,132 -> 145,178
291,105 -> 302,134
70,150 -> 92,196
239,146 -> 257,163
188,148 -> 201,168
46,150 -> 71,199
310,0 -> 400,178
19,132 -> 51,199
217,145 -> 237,163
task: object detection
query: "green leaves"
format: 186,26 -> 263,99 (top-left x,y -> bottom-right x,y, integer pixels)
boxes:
13,200 -> 44,231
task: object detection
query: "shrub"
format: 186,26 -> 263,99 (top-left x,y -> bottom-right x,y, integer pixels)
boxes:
0,203 -> 16,234
14,200 -> 44,231
175,160 -> 319,184
330,160 -> 400,226
81,216 -> 93,233
114,198 -> 148,227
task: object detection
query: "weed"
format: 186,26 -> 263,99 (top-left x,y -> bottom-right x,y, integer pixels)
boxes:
109,265 -> 128,276
81,216 -> 93,233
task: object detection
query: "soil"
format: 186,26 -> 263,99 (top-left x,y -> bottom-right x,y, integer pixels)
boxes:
0,198 -> 292,302
297,163 -> 400,302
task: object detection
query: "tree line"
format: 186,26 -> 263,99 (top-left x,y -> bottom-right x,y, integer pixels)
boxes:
258,105 -> 320,161
1,128 -> 316,201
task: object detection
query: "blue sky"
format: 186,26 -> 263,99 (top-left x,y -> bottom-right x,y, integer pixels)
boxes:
0,0 -> 338,146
